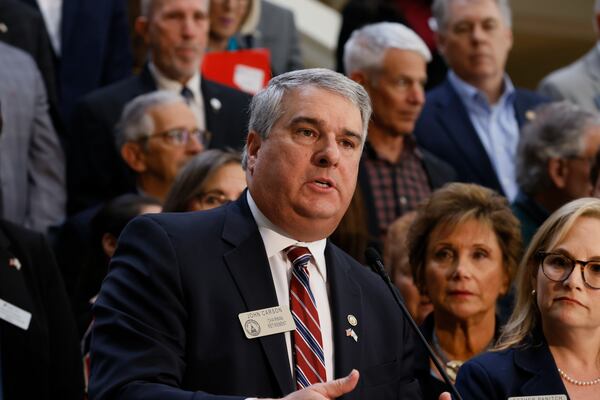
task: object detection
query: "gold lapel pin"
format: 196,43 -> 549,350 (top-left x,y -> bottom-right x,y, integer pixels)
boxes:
347,314 -> 358,326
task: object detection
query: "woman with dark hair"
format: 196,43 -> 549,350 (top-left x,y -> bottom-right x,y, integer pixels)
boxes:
163,149 -> 245,212
407,182 -> 522,399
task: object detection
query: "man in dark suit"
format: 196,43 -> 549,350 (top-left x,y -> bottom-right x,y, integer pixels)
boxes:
67,0 -> 251,214
90,68 -> 447,399
17,0 -> 133,124
413,0 -> 545,200
344,22 -> 456,242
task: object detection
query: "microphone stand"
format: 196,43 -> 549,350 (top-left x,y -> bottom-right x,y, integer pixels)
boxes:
365,247 -> 463,400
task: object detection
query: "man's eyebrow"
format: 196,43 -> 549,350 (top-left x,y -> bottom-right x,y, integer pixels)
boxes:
288,116 -> 363,142
288,116 -> 322,127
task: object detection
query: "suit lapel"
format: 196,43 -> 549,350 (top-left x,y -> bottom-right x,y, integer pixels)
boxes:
60,0 -> 78,51
515,342 -> 568,396
327,244 -> 362,387
433,81 -> 501,189
201,79 -> 227,148
222,196 -> 295,395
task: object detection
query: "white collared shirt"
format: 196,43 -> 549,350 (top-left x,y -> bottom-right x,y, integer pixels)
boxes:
37,0 -> 62,55
247,192 -> 334,382
148,62 -> 206,130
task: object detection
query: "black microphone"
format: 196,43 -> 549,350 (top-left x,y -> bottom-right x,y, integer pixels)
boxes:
364,247 -> 463,400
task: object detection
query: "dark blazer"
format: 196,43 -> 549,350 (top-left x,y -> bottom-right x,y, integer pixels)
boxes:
0,219 -> 83,399
414,78 -> 546,196
67,65 -> 252,214
89,194 -> 421,400
358,145 -> 456,244
18,0 -> 133,123
455,335 -> 569,399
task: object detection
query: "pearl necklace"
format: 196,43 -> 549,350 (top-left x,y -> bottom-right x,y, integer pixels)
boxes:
558,367 -> 600,386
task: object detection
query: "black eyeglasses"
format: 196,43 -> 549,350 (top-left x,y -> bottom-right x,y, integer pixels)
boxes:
143,128 -> 211,147
537,251 -> 600,290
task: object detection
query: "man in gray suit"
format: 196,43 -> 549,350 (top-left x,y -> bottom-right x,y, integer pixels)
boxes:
0,41 -> 65,233
538,0 -> 600,112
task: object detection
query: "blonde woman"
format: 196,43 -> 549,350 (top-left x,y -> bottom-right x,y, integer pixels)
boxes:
456,197 -> 600,400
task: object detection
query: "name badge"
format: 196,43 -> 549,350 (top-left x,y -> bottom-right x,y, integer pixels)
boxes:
0,298 -> 31,330
238,306 -> 295,339
508,396 -> 567,400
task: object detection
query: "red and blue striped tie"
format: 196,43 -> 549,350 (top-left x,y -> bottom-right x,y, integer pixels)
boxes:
286,246 -> 326,389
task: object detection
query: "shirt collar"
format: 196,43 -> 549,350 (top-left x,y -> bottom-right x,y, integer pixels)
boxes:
148,62 -> 202,101
246,191 -> 328,282
448,70 -> 515,107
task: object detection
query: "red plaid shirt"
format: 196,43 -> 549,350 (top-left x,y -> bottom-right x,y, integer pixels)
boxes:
363,136 -> 432,238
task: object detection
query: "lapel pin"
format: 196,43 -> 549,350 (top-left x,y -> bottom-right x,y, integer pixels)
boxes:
525,110 -> 536,121
0,23 -> 7,33
210,98 -> 222,112
347,314 -> 357,326
345,328 -> 358,342
8,257 -> 21,270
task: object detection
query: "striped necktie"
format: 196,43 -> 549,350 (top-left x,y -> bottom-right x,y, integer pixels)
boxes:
286,246 -> 326,389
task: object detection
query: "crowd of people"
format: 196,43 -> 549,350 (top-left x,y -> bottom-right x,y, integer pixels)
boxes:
1,0 -> 600,399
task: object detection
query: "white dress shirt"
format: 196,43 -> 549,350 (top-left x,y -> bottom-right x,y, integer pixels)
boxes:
148,62 -> 206,131
37,0 -> 62,55
247,192 -> 334,382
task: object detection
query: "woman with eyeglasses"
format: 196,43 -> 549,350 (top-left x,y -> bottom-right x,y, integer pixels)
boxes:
162,149 -> 246,212
407,183 -> 521,400
456,197 -> 600,400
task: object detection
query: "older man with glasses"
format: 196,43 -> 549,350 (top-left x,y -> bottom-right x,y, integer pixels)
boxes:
117,91 -> 206,203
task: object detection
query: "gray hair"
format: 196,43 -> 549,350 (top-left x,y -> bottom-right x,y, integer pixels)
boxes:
115,90 -> 185,150
516,101 -> 600,196
241,68 -> 372,168
140,0 -> 208,17
431,0 -> 512,32
343,22 -> 431,77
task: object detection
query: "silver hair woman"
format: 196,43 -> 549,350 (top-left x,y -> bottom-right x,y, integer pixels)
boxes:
457,197 -> 600,399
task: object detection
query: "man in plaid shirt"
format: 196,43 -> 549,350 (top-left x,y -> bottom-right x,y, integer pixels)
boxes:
342,22 -> 455,245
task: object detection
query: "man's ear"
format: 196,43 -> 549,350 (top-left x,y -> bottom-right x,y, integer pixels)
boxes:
121,142 -> 148,173
349,71 -> 368,87
101,233 -> 118,258
548,158 -> 568,189
245,131 -> 262,174
135,16 -> 151,45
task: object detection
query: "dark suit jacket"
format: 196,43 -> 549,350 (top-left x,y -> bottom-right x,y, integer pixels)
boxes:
89,194 -> 421,400
0,220 -> 83,399
18,0 -> 133,123
414,78 -> 546,196
455,334 -> 569,399
67,65 -> 252,214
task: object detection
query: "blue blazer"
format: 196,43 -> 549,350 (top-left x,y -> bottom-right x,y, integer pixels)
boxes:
89,194 -> 421,400
456,337 -> 569,399
414,78 -> 546,196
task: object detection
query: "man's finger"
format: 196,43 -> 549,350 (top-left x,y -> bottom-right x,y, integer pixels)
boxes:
438,392 -> 452,400
317,369 -> 359,398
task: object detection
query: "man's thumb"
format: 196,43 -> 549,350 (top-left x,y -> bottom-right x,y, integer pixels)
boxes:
320,369 -> 359,397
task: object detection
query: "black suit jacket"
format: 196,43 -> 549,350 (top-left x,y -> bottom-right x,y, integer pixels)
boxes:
0,220 -> 83,399
456,334 -> 569,399
67,65 -> 252,214
414,78 -> 547,196
89,194 -> 421,399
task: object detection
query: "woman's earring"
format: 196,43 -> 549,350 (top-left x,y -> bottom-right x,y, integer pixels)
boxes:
531,289 -> 536,296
